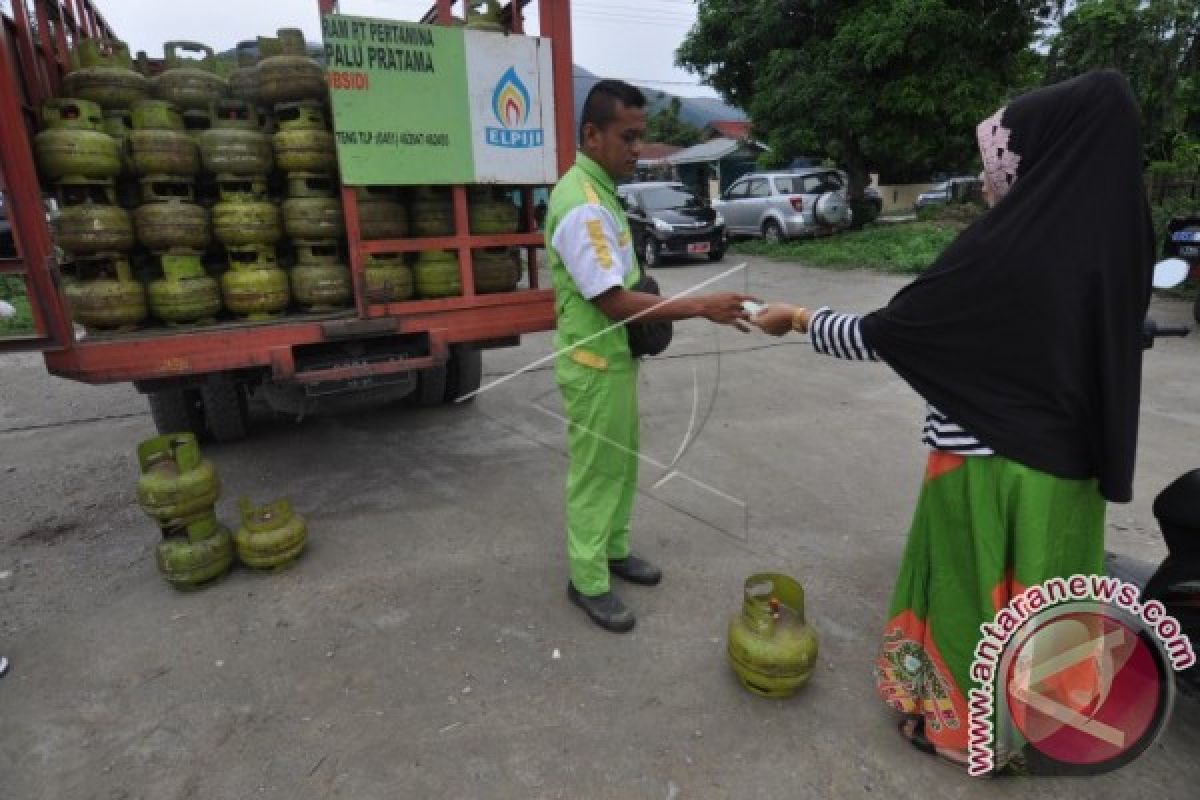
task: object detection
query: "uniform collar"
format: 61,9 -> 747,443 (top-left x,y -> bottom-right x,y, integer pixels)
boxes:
575,152 -> 616,195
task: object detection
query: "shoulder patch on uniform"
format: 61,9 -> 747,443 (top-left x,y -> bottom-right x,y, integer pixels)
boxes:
582,180 -> 601,206
586,218 -> 614,269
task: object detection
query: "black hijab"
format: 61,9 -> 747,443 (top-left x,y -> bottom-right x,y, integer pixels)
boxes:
860,70 -> 1154,502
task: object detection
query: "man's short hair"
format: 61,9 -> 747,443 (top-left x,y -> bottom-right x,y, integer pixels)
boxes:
579,79 -> 646,144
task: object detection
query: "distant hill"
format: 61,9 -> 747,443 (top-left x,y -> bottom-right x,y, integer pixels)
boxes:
571,66 -> 746,132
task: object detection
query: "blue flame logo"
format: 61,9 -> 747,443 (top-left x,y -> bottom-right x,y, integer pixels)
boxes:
492,67 -> 531,129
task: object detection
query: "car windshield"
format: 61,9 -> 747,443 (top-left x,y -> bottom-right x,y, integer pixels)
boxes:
776,172 -> 844,194
637,187 -> 700,211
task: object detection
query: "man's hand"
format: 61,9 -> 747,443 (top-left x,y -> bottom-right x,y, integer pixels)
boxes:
752,303 -> 799,336
698,293 -> 759,326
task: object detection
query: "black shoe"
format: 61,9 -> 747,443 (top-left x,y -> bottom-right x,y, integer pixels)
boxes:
608,554 -> 662,586
567,584 -> 636,633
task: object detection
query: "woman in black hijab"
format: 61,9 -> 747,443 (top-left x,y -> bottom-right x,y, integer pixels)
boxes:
753,70 -> 1154,771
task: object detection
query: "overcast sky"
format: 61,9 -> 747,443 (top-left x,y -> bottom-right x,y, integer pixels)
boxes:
94,0 -> 719,99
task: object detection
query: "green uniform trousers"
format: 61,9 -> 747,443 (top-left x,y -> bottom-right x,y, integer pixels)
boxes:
557,357 -> 640,596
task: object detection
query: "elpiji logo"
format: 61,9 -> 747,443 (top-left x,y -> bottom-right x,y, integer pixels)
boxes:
485,67 -> 544,149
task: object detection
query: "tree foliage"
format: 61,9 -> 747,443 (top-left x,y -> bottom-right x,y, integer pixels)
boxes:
677,0 -> 1052,200
1044,0 -> 1199,160
644,97 -> 707,147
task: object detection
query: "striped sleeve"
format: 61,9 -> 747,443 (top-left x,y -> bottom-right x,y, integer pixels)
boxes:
921,405 -> 994,454
808,308 -> 881,362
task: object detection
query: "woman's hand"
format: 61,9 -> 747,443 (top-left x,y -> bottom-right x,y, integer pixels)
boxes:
752,303 -> 799,336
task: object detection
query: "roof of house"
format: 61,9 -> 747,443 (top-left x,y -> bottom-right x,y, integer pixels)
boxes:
706,120 -> 752,140
667,137 -> 744,165
638,143 -> 684,163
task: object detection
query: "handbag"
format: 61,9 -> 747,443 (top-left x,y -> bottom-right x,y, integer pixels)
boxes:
625,270 -> 673,358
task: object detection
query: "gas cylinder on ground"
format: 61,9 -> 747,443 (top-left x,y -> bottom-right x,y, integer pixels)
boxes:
52,182 -> 134,257
198,100 -> 272,176
147,251 -> 222,325
136,432 -> 220,526
220,244 -> 290,319
212,175 -> 281,247
291,241 -> 352,311
409,186 -> 454,237
365,253 -> 414,303
63,252 -> 147,331
283,173 -> 344,240
154,41 -> 228,111
233,496 -> 307,569
133,177 -> 209,251
272,102 -> 336,173
415,250 -> 462,298
468,185 -> 519,234
472,248 -> 521,293
257,28 -> 326,107
727,573 -> 819,698
355,186 -> 408,239
35,99 -> 121,183
156,513 -> 234,589
62,38 -> 149,109
128,100 -> 199,177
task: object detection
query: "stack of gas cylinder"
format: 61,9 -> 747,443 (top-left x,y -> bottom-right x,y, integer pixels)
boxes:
135,433 -> 308,589
34,28 -> 530,334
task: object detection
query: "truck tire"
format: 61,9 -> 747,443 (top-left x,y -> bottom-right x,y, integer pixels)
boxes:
444,345 -> 482,403
147,387 -> 204,437
201,374 -> 249,443
408,364 -> 448,408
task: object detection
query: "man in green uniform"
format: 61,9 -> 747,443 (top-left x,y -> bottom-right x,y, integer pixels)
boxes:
546,80 -> 752,633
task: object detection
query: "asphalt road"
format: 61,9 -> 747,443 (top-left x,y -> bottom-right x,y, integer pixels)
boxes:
1,254 -> 1197,799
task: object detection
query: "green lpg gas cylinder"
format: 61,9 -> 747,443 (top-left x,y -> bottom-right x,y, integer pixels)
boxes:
257,28 -> 326,107
147,251 -> 222,324
136,432 -> 220,525
128,101 -> 198,177
364,253 -> 414,303
471,248 -> 521,294
272,102 -> 335,173
133,177 -> 209,251
291,241 -> 352,311
727,573 -> 819,698
212,175 -> 281,247
234,496 -> 307,569
414,250 -> 462,298
228,43 -> 260,105
409,186 -> 454,237
220,245 -> 289,319
35,99 -> 121,183
468,186 -> 519,234
154,41 -> 228,111
52,183 -> 134,257
283,174 -> 344,240
63,253 -> 147,331
198,100 -> 272,176
62,38 -> 149,110
156,520 -> 234,589
355,186 -> 408,239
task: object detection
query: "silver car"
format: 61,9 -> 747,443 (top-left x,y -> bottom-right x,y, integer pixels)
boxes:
714,169 -> 851,242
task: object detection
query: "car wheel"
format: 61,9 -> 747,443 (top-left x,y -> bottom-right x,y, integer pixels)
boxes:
643,238 -> 661,268
762,220 -> 783,244
707,247 -> 725,262
1194,294 -> 1200,325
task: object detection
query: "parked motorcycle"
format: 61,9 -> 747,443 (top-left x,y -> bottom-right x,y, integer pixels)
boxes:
1163,214 -> 1200,323
1106,258 -> 1198,697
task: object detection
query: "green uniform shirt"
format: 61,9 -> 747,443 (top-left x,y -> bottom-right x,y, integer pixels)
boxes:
546,153 -> 641,373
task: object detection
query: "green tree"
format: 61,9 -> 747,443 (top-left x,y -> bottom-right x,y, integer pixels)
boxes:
1044,0 -> 1199,160
677,1 -> 1052,219
644,97 -> 706,147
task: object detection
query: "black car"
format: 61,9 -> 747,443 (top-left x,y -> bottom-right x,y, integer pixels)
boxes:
617,182 -> 726,267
